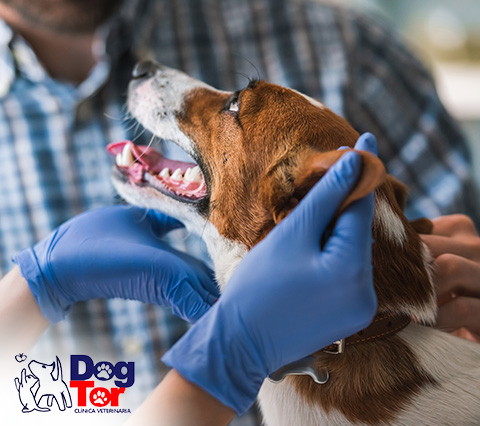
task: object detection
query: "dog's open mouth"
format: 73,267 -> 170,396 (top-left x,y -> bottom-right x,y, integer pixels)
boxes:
107,141 -> 207,203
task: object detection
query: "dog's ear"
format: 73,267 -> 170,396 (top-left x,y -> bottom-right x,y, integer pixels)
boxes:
261,148 -> 386,224
409,217 -> 434,234
386,175 -> 408,211
385,175 -> 434,234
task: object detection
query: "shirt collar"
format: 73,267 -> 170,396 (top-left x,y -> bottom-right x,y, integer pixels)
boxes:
0,19 -> 15,97
0,13 -> 129,100
0,18 -> 13,44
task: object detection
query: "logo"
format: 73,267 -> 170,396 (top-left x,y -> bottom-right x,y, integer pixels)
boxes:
15,356 -> 72,413
15,353 -> 27,363
70,355 -> 135,408
14,354 -> 134,415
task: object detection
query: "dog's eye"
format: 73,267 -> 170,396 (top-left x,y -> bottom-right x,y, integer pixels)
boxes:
228,98 -> 239,113
225,91 -> 240,115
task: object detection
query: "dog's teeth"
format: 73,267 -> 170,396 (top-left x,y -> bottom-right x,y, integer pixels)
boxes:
184,168 -> 193,181
189,166 -> 202,183
171,168 -> 183,180
159,168 -> 170,178
122,143 -> 134,166
115,153 -> 123,166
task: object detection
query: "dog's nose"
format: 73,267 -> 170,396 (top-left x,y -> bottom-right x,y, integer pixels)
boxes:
132,60 -> 161,79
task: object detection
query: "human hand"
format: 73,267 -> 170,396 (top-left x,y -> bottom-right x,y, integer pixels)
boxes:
13,206 -> 217,324
162,135 -> 378,414
421,214 -> 480,343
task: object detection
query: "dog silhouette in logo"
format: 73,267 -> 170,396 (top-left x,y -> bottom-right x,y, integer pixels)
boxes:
27,356 -> 72,411
15,368 -> 49,413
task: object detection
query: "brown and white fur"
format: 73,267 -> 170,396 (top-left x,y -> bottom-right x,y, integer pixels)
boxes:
112,62 -> 480,426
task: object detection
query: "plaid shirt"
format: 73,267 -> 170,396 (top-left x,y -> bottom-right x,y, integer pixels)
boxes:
1,0 -> 478,423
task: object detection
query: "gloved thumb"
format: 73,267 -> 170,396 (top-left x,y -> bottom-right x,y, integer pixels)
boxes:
325,192 -> 374,256
168,279 -> 218,323
147,210 -> 185,236
354,132 -> 378,155
284,151 -> 363,244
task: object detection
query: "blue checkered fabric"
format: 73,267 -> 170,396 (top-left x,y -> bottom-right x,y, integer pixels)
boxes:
1,0 -> 478,423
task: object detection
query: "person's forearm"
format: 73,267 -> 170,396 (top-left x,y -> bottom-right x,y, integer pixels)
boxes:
0,266 -> 49,357
125,370 -> 236,426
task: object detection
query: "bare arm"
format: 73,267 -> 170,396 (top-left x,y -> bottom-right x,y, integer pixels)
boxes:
125,370 -> 235,426
0,266 -> 49,397
0,268 -> 235,424
0,266 -> 49,356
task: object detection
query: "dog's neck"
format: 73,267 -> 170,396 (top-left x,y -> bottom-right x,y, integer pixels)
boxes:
186,219 -> 247,289
188,192 -> 437,325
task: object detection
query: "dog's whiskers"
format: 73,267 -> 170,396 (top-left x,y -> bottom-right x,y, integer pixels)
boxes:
134,134 -> 157,163
104,104 -> 134,123
200,203 -> 216,241
234,53 -> 262,82
131,127 -> 147,142
104,112 -> 124,121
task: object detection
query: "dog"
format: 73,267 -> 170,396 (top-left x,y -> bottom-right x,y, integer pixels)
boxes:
14,368 -> 49,413
28,357 -> 72,412
109,60 -> 480,425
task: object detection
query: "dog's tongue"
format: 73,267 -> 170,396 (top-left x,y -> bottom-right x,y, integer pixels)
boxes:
107,140 -> 207,201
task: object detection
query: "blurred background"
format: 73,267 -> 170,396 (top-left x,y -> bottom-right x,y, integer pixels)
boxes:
340,0 -> 480,185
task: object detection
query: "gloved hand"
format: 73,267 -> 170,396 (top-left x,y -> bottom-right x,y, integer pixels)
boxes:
162,134 -> 379,414
13,206 -> 218,324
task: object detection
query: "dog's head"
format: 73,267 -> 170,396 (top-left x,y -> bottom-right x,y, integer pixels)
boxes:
110,61 -> 436,323
28,360 -> 54,379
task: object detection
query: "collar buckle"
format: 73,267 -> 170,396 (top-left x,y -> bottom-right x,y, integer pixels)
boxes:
268,356 -> 329,385
322,338 -> 345,355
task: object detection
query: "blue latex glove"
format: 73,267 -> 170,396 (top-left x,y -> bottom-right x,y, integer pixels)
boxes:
162,137 -> 378,414
13,206 -> 218,324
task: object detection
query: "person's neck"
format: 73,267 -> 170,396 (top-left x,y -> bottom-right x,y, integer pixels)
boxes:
0,3 -> 97,84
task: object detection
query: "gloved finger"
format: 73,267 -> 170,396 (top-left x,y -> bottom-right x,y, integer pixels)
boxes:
155,246 -> 219,300
284,151 -> 363,244
325,193 -> 374,256
325,194 -> 376,319
168,279 -> 217,323
354,132 -> 378,155
85,206 -> 181,242
185,265 -> 219,302
146,209 -> 185,236
105,242 -> 219,305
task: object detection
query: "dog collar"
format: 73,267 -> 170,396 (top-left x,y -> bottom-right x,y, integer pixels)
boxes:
322,312 -> 411,354
268,313 -> 411,385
